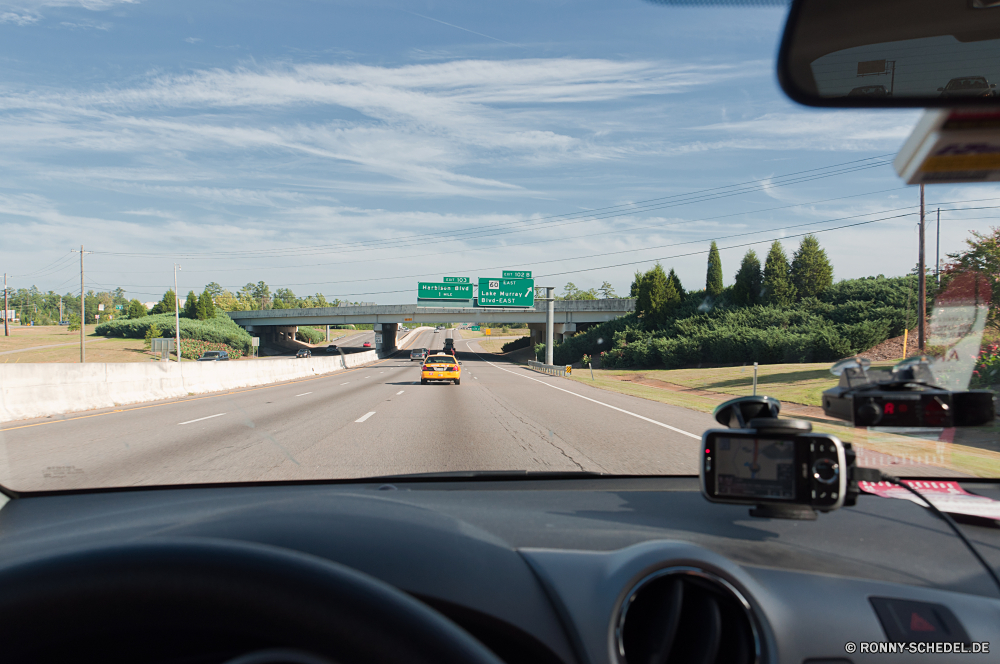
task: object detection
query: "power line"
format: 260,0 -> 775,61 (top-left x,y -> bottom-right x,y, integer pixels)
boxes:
88,155 -> 895,260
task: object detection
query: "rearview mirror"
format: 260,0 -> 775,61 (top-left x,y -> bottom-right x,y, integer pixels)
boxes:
778,0 -> 1000,107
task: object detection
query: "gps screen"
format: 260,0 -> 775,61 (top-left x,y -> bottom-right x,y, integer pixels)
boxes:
714,437 -> 796,501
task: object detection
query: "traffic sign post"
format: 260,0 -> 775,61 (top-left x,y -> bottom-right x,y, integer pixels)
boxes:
477,278 -> 534,307
417,282 -> 473,300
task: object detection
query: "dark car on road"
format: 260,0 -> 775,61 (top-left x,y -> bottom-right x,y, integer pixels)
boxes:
938,76 -> 997,98
846,84 -> 889,97
197,351 -> 230,361
325,344 -> 338,353
295,349 -> 311,358
410,348 -> 428,361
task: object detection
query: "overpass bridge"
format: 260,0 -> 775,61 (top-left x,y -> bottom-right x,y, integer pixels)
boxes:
228,299 -> 635,354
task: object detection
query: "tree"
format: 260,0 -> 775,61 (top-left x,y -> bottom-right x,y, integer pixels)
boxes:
196,290 -> 216,320
706,241 -> 724,297
251,281 -> 271,309
68,314 -> 81,332
204,282 -> 224,298
127,299 -> 147,319
629,271 -> 643,298
763,241 -> 797,306
182,290 -> 198,318
667,268 -> 685,299
144,322 -> 162,348
635,263 -> 670,327
598,281 -> 617,299
559,282 -> 597,300
151,289 -> 177,315
791,234 -> 834,299
732,249 -> 763,306
214,290 -> 240,312
275,287 -> 298,308
941,226 -> 1000,326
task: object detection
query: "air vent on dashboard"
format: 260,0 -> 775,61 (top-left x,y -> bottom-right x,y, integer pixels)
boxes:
617,567 -> 758,664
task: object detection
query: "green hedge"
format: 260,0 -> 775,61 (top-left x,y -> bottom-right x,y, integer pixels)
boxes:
296,327 -> 325,344
96,312 -> 252,353
549,274 -> 916,369
501,336 -> 531,353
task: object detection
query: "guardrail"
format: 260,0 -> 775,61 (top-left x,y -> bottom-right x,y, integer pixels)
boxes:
527,360 -> 572,377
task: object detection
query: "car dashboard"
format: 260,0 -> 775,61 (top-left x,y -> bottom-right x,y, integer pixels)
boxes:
0,476 -> 998,663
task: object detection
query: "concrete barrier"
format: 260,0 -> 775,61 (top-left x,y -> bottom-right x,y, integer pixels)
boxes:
0,349 -> 380,423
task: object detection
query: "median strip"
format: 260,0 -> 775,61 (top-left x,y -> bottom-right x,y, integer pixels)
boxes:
355,411 -> 376,423
178,413 -> 226,426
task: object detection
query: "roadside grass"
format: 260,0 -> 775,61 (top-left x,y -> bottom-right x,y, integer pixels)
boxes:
567,367 -> 1000,478
584,361 -> 895,408
0,325 -> 102,352
476,336 -> 532,354
0,336 -> 161,363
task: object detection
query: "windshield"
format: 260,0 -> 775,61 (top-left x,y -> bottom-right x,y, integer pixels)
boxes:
1,0 -> 999,493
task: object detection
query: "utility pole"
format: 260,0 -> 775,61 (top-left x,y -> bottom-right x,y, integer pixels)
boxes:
918,184 -> 926,351
174,264 -> 181,362
71,245 -> 90,362
59,296 -> 63,324
936,207 -> 941,285
3,273 -> 8,337
545,286 -> 554,365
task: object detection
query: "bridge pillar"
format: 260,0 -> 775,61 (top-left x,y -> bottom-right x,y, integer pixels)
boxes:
374,323 -> 398,354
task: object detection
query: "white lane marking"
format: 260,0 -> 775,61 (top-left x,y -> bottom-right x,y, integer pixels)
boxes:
178,413 -> 226,426
396,390 -> 405,395
474,376 -> 478,380
295,392 -> 312,397
341,382 -> 350,385
355,411 -> 376,423
481,359 -> 700,440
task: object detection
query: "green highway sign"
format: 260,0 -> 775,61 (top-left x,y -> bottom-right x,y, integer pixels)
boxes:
502,270 -> 531,279
470,325 -> 480,331
478,278 -> 534,307
442,276 -> 470,283
417,282 -> 473,300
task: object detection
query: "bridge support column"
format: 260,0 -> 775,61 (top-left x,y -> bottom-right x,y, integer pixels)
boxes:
374,323 -> 398,354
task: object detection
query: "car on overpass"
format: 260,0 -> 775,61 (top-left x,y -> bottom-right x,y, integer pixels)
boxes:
420,354 -> 461,385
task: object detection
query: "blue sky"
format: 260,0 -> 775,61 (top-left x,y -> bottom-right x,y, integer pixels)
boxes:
0,0 -> 996,303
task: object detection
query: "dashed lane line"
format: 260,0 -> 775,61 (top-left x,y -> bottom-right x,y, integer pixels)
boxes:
355,411 -> 376,423
473,350 -> 699,440
396,390 -> 405,395
295,392 -> 312,397
178,413 -> 226,426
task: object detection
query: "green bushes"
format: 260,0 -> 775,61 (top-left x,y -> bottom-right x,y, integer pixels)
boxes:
96,312 -> 252,353
550,274 -> 916,369
180,340 -> 244,360
296,327 -> 325,344
501,336 -> 531,353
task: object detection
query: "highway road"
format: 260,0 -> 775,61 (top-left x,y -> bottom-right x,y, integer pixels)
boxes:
0,328 -> 716,492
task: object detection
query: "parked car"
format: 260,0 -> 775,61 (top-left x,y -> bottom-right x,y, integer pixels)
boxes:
295,349 -> 311,358
363,341 -> 372,348
197,351 -> 230,361
410,348 -> 428,361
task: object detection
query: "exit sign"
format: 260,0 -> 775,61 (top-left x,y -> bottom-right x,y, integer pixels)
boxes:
443,276 -> 470,283
478,278 -> 534,307
417,282 -> 473,300
503,270 -> 531,279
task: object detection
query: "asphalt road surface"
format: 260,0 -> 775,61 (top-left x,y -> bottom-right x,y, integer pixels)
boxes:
0,328 -> 716,492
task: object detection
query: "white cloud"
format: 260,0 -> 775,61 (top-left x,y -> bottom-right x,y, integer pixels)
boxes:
184,37 -> 201,44
0,10 -> 37,24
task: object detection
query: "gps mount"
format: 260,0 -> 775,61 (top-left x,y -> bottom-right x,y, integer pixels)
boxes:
712,396 -> 862,520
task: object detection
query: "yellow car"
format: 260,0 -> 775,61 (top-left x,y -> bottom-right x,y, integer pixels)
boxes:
421,354 -> 461,385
